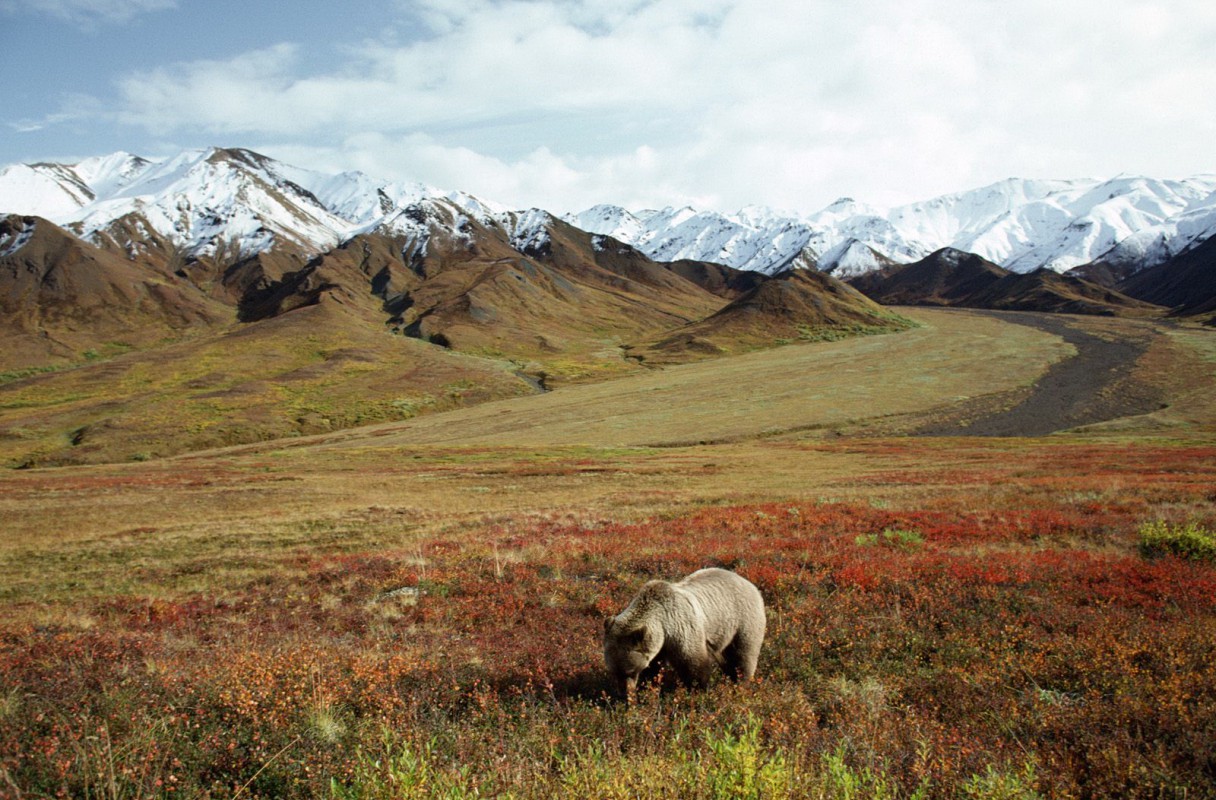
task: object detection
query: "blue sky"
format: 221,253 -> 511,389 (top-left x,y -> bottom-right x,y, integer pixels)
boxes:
2,0 -> 1214,213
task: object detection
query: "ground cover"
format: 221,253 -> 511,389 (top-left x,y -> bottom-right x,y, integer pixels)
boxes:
2,309 -> 1214,798
2,434 -> 1215,798
0,303 -> 534,468
290,308 -> 1070,448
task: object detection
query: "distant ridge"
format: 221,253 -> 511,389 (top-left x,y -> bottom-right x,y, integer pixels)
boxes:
628,268 -> 914,364
3,147 -> 1215,294
849,247 -> 1164,317
570,176 -> 1216,280
1112,235 -> 1216,318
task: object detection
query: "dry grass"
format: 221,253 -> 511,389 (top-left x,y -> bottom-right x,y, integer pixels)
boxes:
280,307 -> 1070,449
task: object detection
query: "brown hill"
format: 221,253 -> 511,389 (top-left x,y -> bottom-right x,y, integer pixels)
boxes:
0,215 -> 228,371
0,299 -> 535,468
1067,260 -> 1131,288
966,269 -> 1164,317
1114,234 -> 1216,317
628,268 -> 915,364
662,259 -> 768,299
849,247 -> 1163,318
849,248 -> 1006,306
336,209 -> 725,382
158,203 -> 729,384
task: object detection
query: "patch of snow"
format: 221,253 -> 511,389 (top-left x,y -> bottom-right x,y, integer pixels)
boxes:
508,208 -> 553,255
0,221 -> 36,257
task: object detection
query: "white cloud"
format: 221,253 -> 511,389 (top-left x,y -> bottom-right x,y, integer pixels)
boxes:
7,94 -> 103,136
1,0 -> 176,26
108,0 -> 1216,212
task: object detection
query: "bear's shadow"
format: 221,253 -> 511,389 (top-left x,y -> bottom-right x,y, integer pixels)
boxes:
489,661 -> 688,706
484,667 -> 614,705
552,663 -> 695,705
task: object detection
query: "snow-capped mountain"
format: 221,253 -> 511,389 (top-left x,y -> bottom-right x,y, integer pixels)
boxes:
569,176 -> 1216,278
1,148 -> 1213,281
0,147 -> 519,264
0,148 -> 352,258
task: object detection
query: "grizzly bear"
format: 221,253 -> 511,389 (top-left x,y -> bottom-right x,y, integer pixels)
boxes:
603,567 -> 766,698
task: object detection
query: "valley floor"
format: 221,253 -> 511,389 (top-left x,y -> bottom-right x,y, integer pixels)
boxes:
915,310 -> 1170,437
1,308 -> 1215,798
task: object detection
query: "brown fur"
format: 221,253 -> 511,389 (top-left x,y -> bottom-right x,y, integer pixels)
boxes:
603,568 -> 766,698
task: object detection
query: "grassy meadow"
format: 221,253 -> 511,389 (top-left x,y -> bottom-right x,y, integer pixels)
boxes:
2,309 -> 1215,798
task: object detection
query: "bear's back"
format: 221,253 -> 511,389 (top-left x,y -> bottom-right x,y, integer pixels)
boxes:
677,569 -> 764,627
678,568 -> 760,598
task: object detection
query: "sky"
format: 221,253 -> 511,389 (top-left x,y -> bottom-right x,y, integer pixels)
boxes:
1,0 -> 1214,214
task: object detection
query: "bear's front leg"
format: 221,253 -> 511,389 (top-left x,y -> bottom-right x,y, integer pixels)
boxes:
620,673 -> 639,702
668,639 -> 717,688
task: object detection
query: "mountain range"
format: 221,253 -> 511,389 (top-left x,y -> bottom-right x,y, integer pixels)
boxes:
847,247 -> 1165,317
1,146 -> 1213,466
568,176 -> 1216,279
2,145 -> 1213,373
4,148 -> 1215,281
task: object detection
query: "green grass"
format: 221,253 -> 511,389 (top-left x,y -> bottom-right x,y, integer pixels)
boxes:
1139,520 -> 1216,562
0,364 -> 65,385
0,304 -> 534,467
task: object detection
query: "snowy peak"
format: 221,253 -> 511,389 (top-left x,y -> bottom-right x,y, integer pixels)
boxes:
572,175 -> 1216,277
0,162 -> 95,218
0,147 -> 517,264
568,204 -> 644,244
568,204 -> 820,276
72,152 -> 154,198
818,238 -> 896,278
62,146 -> 359,258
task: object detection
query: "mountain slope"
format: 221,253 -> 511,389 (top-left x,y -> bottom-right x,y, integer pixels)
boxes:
383,211 -> 727,380
1115,234 -> 1216,317
0,215 -> 228,370
0,300 -> 536,468
965,269 -> 1165,317
848,248 -> 1009,306
628,268 -> 914,364
848,246 -> 1164,317
662,260 -> 767,299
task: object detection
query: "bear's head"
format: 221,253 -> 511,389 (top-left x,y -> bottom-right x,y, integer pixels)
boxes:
603,616 -> 660,699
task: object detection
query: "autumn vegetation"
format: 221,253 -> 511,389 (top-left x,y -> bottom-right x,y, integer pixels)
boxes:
2,310 -> 1215,798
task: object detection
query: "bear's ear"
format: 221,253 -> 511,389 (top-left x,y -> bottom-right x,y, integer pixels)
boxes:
603,616 -> 613,633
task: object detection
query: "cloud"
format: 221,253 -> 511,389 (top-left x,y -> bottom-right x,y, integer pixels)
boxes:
108,0 -> 1216,211
0,0 -> 176,26
7,94 -> 103,136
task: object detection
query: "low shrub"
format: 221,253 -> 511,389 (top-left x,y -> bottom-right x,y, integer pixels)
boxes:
1139,521 -> 1216,562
